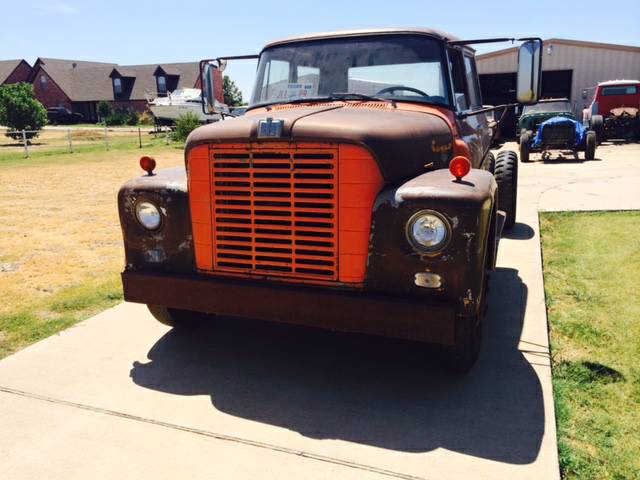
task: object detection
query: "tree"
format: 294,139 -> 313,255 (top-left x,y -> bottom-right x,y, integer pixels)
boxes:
223,76 -> 243,106
97,101 -> 112,122
0,83 -> 47,140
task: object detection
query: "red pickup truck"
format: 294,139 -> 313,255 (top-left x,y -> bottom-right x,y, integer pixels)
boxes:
583,80 -> 640,141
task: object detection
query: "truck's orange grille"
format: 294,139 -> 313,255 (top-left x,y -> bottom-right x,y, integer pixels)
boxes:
188,143 -> 384,285
211,145 -> 338,280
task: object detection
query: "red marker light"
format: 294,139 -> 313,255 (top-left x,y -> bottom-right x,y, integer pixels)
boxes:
449,156 -> 471,181
140,155 -> 156,175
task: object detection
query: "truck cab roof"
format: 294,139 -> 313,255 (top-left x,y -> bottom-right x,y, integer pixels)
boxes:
263,28 -> 462,50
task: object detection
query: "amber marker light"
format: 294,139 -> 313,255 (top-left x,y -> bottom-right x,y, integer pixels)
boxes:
449,156 -> 471,181
140,155 -> 156,176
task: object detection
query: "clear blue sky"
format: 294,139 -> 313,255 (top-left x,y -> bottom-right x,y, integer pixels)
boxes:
1,0 -> 638,101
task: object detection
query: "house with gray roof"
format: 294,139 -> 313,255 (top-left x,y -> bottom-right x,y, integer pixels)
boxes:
0,59 -> 32,86
27,57 -> 201,122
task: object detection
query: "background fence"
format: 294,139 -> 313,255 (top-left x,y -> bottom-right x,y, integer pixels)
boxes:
0,126 -> 174,158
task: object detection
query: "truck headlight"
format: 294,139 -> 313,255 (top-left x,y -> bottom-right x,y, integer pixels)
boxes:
135,201 -> 162,230
406,210 -> 450,253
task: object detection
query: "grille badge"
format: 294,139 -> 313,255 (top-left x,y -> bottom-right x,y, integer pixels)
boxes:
258,118 -> 284,138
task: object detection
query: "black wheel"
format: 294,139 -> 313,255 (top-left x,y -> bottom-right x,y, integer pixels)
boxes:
585,130 -> 596,160
485,151 -> 496,174
147,305 -> 209,328
519,131 -> 531,162
590,115 -> 603,143
443,270 -> 490,373
444,314 -> 483,373
494,150 -> 518,229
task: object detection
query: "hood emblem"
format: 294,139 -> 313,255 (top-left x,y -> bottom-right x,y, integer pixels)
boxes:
258,118 -> 284,138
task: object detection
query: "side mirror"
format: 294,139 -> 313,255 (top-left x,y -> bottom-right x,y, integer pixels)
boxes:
200,59 -> 224,114
582,89 -> 588,100
516,39 -> 542,105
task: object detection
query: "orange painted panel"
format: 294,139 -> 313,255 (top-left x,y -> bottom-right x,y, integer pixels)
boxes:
190,200 -> 210,224
338,207 -> 373,232
189,153 -> 210,180
189,179 -> 210,203
338,144 -> 384,283
194,244 -> 212,270
187,145 -> 212,271
339,254 -> 367,282
192,222 -> 212,246
339,230 -> 370,255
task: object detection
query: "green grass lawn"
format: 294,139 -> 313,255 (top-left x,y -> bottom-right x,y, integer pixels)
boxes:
0,143 -> 184,359
541,211 -> 640,480
0,135 -> 182,168
0,276 -> 123,359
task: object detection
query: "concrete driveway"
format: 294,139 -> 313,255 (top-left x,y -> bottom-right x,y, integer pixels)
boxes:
1,142 -> 639,479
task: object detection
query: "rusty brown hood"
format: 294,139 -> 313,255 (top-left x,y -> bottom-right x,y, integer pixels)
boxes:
185,104 -> 454,183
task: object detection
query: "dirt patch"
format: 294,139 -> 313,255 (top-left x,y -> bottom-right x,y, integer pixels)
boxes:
0,147 -> 183,315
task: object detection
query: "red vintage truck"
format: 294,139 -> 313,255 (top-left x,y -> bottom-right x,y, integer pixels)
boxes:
583,79 -> 640,141
118,29 -> 542,371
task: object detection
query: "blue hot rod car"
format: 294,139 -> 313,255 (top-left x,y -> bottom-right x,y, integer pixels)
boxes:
519,116 -> 597,162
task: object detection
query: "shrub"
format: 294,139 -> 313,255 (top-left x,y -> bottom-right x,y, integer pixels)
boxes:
0,83 -> 47,140
171,112 -> 201,141
139,110 -> 154,125
104,108 -> 140,126
97,101 -> 112,122
125,110 -> 140,126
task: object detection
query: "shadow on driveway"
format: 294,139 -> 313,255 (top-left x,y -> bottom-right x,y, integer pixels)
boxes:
131,267 -> 543,464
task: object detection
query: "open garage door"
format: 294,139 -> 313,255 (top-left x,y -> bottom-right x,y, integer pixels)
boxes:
480,70 -> 574,138
541,69 -> 573,107
479,73 -> 518,138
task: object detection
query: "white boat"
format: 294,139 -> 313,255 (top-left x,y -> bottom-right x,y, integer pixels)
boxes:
147,88 -> 228,123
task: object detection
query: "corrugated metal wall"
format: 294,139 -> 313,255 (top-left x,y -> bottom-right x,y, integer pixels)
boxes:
477,41 -> 640,112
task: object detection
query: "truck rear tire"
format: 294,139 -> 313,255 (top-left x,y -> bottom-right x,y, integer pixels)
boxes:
147,304 -> 208,328
585,130 -> 596,160
494,150 -> 518,229
519,131 -> 531,162
590,115 -> 603,143
485,151 -> 496,174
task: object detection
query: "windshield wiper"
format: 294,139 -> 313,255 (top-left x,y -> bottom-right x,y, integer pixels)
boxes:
260,92 -> 393,110
261,96 -> 333,108
328,92 -> 393,104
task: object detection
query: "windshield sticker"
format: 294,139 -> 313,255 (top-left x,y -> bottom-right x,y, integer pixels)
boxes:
272,83 -> 316,100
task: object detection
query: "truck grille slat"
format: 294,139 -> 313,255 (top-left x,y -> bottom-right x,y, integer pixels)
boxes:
209,146 -> 339,280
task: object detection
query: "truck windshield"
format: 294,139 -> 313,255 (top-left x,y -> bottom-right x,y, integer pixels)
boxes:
522,101 -> 571,114
250,35 -> 450,108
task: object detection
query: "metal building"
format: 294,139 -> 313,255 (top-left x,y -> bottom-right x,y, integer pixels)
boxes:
476,38 -> 640,136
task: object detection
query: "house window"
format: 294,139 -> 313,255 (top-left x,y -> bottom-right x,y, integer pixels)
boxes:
113,77 -> 122,95
157,75 -> 167,95
40,74 -> 48,91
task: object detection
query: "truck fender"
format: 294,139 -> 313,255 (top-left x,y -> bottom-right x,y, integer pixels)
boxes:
367,168 -> 497,314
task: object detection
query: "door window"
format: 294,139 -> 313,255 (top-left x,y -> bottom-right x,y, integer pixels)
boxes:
448,49 -> 468,111
463,55 -> 482,108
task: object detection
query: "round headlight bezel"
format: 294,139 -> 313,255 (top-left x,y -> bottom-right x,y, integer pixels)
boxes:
405,210 -> 451,254
135,201 -> 162,230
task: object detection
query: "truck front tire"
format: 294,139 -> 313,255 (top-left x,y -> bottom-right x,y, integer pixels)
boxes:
585,130 -> 597,160
494,150 -> 518,229
519,131 -> 531,162
147,304 -> 208,328
444,313 -> 482,373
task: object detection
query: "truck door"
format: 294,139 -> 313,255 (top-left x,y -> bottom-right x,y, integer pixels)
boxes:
449,48 -> 490,168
